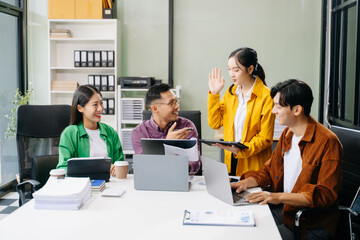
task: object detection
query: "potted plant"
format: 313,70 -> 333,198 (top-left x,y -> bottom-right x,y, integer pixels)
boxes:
4,88 -> 33,139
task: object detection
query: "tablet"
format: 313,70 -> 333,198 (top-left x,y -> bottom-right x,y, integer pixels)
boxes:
67,157 -> 112,182
199,139 -> 248,149
141,138 -> 197,155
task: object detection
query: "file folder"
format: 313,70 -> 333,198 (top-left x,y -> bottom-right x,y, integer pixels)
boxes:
94,51 -> 101,67
101,51 -> 108,67
101,75 -> 108,91
87,51 -> 94,67
108,98 -> 115,115
102,98 -> 108,115
94,75 -> 101,91
81,51 -> 87,67
107,51 -> 114,67
74,50 -> 80,67
88,75 -> 95,86
108,75 -> 115,91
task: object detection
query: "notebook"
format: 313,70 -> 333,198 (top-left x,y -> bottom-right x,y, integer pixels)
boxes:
133,154 -> 190,192
202,156 -> 259,206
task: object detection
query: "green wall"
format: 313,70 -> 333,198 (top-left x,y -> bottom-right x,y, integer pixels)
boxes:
28,0 -> 322,158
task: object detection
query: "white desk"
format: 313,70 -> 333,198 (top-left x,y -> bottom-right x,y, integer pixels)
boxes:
0,175 -> 281,240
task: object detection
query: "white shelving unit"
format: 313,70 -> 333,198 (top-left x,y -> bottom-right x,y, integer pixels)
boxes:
48,19 -> 119,130
118,85 -> 182,155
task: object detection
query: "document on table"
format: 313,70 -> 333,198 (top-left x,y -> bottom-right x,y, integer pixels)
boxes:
183,209 -> 255,227
164,138 -> 199,162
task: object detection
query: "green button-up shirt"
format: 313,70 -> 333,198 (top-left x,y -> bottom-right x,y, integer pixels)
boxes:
57,122 -> 124,171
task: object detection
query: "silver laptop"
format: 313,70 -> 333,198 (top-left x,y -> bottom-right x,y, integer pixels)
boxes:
133,154 -> 190,192
202,156 -> 254,206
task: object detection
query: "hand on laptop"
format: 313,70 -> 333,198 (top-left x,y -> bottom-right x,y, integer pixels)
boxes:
166,122 -> 193,139
231,177 -> 258,193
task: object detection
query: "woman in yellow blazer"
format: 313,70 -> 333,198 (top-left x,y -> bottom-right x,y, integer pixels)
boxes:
208,47 -> 275,176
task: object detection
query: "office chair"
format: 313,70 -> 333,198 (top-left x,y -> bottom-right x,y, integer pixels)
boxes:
294,186 -> 360,240
294,125 -> 360,240
16,105 -> 71,206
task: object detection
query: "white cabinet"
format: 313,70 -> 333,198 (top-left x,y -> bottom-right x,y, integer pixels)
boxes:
118,86 -> 181,155
48,19 -> 119,130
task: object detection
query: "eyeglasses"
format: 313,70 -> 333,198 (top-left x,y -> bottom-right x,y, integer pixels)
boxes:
154,99 -> 179,108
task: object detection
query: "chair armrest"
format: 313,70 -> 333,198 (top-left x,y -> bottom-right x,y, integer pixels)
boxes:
294,206 -> 338,240
16,180 -> 40,206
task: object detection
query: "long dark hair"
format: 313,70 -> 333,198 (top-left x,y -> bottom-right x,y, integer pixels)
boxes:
228,47 -> 266,95
70,85 -> 102,125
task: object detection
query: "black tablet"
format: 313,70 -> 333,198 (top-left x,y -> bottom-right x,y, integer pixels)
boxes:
199,139 -> 248,149
141,138 -> 197,155
67,157 -> 111,182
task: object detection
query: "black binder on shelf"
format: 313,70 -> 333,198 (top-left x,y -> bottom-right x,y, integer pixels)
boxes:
101,51 -> 108,67
94,51 -> 101,67
81,51 -> 87,67
107,51 -> 114,67
102,98 -> 108,115
87,51 -> 94,67
101,75 -> 108,91
108,98 -> 115,115
88,75 -> 95,86
108,75 -> 115,91
94,75 -> 101,91
74,50 -> 80,67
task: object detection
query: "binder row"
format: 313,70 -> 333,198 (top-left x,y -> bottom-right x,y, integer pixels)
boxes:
102,98 -> 115,115
74,50 -> 115,68
88,75 -> 115,92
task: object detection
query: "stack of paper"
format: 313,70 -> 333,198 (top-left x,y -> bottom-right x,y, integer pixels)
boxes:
33,177 -> 92,210
49,29 -> 72,38
91,180 -> 106,193
164,138 -> 199,162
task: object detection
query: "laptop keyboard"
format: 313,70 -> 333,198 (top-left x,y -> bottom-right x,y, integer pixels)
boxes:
232,190 -> 251,205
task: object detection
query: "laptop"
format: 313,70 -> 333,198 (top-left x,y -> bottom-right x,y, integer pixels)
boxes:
67,157 -> 111,182
141,138 -> 197,155
202,156 -> 257,206
133,154 -> 190,192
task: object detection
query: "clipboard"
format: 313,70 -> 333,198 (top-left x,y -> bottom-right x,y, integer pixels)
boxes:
199,139 -> 248,149
183,210 -> 255,227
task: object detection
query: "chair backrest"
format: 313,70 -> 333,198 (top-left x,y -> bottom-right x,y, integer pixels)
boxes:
32,155 -> 59,189
16,105 -> 71,182
330,125 -> 360,206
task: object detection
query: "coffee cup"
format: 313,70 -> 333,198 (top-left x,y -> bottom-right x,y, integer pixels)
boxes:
49,169 -> 66,178
114,161 -> 129,179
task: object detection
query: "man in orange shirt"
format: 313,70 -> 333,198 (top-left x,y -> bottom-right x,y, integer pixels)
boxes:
231,79 -> 343,240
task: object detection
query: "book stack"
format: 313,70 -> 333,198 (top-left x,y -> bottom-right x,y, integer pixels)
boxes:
51,81 -> 79,91
91,180 -> 106,193
49,29 -> 72,38
33,177 -> 92,210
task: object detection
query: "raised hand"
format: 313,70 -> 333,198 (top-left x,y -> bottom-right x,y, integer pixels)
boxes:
209,67 -> 225,95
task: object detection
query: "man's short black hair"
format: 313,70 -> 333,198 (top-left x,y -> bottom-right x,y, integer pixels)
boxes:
270,79 -> 313,116
145,83 -> 172,107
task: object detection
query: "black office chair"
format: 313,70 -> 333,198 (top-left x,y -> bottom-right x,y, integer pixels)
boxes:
16,105 -> 71,206
294,125 -> 360,240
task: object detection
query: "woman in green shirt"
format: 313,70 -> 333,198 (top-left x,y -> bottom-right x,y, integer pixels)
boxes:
57,85 -> 124,175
